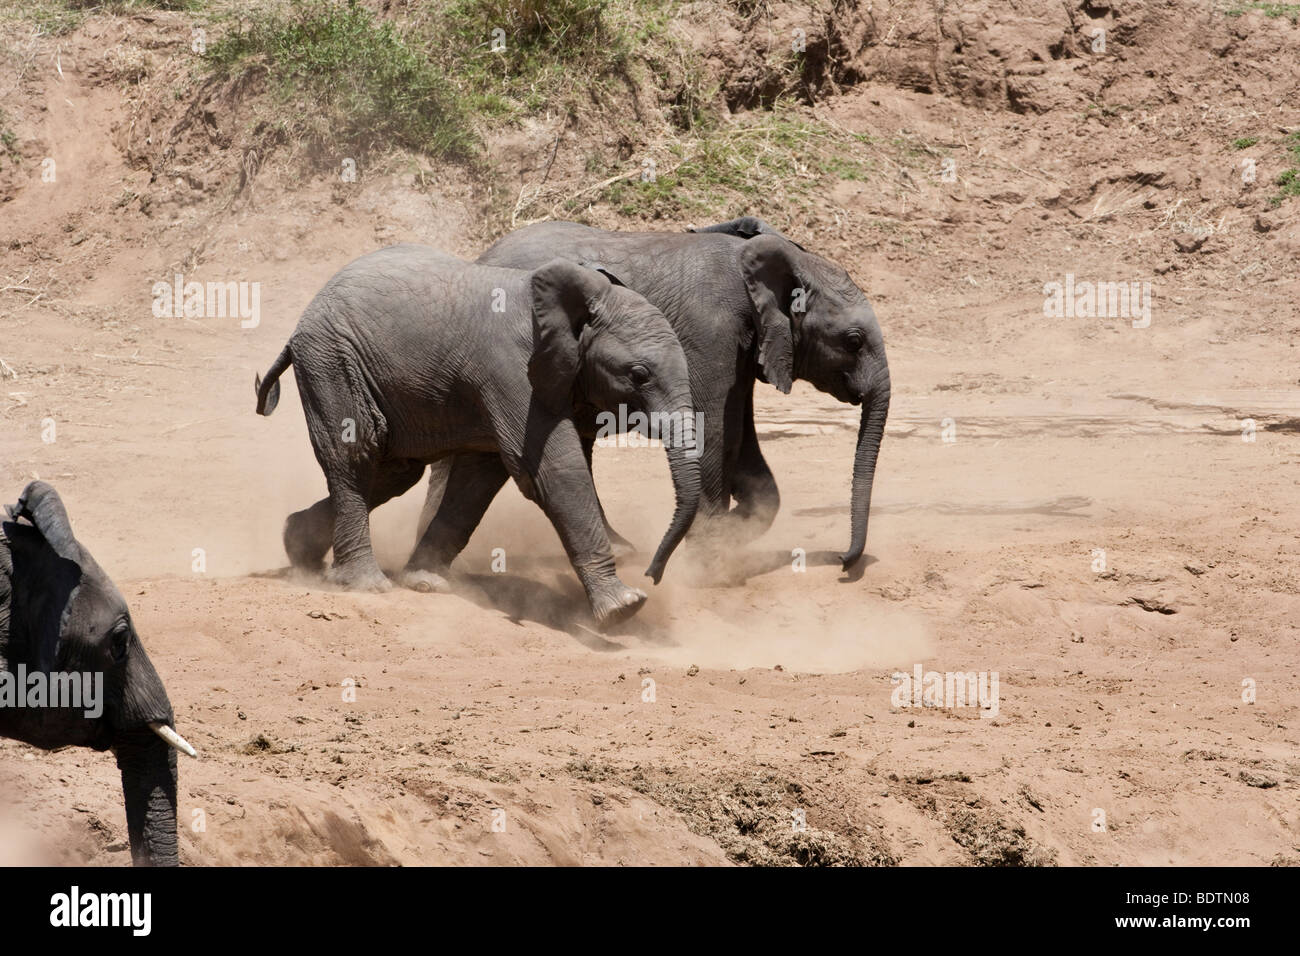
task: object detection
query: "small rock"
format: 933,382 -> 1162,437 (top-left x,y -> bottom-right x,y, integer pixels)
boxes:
1238,770 -> 1277,789
242,733 -> 293,755
1130,596 -> 1176,614
686,664 -> 699,677
1254,212 -> 1278,233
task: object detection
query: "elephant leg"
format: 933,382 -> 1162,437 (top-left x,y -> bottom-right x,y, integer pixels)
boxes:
580,433 -> 636,557
314,466 -> 385,592
284,497 -> 334,570
526,423 -> 646,629
721,390 -> 780,541
295,360 -> 396,591
416,458 -> 452,541
319,459 -> 421,591
403,452 -> 508,591
283,461 -> 425,571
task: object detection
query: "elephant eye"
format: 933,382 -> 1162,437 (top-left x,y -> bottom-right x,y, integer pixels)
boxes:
629,364 -> 651,385
845,330 -> 865,351
109,620 -> 130,662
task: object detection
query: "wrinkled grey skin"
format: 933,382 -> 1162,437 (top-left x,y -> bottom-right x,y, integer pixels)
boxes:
424,218 -> 890,570
0,482 -> 180,866
255,244 -> 701,628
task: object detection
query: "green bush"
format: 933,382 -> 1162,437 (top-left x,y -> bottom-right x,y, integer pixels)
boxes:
600,111 -> 874,219
206,1 -> 477,164
1226,3 -> 1300,22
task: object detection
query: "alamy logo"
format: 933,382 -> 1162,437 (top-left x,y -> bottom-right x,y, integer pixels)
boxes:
1042,274 -> 1151,328
0,666 -> 102,719
891,664 -> 999,718
50,886 -> 151,936
151,274 -> 260,328
594,405 -> 703,459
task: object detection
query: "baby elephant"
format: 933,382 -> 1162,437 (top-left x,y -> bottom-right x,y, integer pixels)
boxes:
255,244 -> 701,628
0,481 -> 197,866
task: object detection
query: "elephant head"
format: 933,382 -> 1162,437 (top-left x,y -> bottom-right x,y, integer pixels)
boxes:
737,232 -> 891,571
0,482 -> 196,866
528,260 -> 701,582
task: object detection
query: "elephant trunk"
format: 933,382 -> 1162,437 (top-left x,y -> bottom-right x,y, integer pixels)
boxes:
645,404 -> 702,583
840,377 -> 891,570
115,727 -> 179,866
113,648 -> 182,866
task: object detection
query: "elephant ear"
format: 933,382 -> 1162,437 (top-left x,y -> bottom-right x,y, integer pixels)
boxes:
528,259 -> 608,415
7,481 -> 84,567
738,234 -> 801,394
4,482 -> 85,668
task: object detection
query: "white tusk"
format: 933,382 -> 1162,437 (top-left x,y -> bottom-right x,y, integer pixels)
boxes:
150,722 -> 198,758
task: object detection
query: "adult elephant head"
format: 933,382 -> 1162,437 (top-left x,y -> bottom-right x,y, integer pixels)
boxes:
696,218 -> 890,570
0,482 -> 196,865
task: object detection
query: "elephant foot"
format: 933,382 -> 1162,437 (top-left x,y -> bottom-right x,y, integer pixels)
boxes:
589,582 -> 647,631
399,568 -> 451,594
284,509 -> 331,570
325,560 -> 392,592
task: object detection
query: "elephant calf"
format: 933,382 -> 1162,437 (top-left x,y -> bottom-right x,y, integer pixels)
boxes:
425,217 -> 891,571
0,481 -> 197,866
255,244 -> 701,628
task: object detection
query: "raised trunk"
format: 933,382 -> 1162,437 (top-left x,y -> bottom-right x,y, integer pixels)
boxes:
644,405 -> 702,583
115,728 -> 179,867
840,382 -> 891,570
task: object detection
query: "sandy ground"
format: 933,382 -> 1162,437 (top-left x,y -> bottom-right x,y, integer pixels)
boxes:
1,1 -> 1299,865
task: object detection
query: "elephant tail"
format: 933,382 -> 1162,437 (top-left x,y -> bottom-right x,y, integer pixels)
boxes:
254,344 -> 292,416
